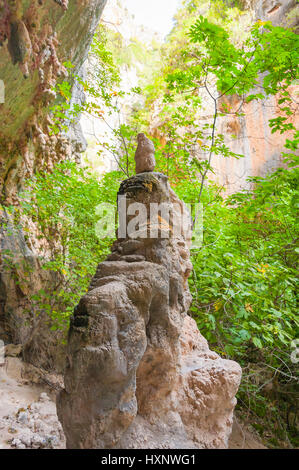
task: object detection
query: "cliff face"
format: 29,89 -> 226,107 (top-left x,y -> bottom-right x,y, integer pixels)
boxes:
57,169 -> 242,449
212,85 -> 297,194
0,0 -> 107,367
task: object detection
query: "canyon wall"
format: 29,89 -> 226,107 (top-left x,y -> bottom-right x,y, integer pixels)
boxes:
0,0 -> 107,202
0,0 -> 107,368
212,86 -> 297,194
250,0 -> 298,28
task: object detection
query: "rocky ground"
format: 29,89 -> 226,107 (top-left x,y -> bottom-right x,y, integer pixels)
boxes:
0,354 -> 65,449
0,350 -> 265,450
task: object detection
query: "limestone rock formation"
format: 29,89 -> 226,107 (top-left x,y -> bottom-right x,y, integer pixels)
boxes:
134,133 -> 156,174
57,170 -> 241,449
246,0 -> 298,30
0,0 -> 107,370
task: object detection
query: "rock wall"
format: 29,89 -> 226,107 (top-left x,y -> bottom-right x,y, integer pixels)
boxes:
0,0 -> 107,368
57,170 -> 242,449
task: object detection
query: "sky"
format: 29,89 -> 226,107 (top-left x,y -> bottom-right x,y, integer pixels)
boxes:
125,0 -> 182,38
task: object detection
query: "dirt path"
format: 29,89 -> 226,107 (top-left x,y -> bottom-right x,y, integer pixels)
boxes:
0,357 -> 265,449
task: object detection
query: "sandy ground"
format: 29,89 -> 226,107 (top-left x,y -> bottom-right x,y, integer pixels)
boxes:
0,357 -> 265,450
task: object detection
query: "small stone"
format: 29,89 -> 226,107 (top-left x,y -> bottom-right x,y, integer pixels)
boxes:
31,434 -> 47,449
11,438 -> 21,447
46,435 -> 59,447
17,443 -> 26,449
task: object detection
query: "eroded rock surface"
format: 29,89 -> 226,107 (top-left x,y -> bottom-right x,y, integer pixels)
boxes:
57,170 -> 241,449
0,359 -> 65,449
134,133 -> 156,174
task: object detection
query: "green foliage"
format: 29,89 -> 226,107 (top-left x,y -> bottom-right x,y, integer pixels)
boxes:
173,132 -> 298,446
163,13 -> 298,445
105,27 -> 161,86
190,164 -> 298,356
19,162 -> 121,331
